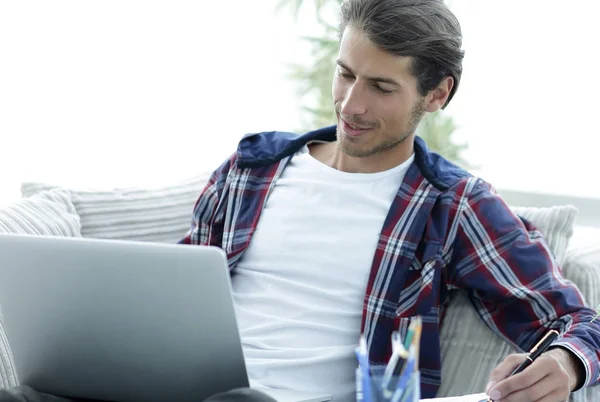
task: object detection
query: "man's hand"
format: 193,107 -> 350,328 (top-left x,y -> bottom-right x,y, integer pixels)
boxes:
485,348 -> 582,401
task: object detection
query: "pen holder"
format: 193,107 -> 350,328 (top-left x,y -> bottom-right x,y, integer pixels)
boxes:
356,366 -> 420,402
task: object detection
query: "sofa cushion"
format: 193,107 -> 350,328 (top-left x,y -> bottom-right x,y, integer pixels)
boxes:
21,174 -> 210,244
563,245 -> 600,311
562,245 -> 600,402
0,189 -> 81,389
437,204 -> 591,399
0,189 -> 81,237
0,315 -> 17,389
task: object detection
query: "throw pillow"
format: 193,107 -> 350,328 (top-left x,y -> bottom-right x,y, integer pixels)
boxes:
0,313 -> 18,389
438,204 -> 579,398
0,188 -> 81,389
21,174 -> 211,244
0,189 -> 81,237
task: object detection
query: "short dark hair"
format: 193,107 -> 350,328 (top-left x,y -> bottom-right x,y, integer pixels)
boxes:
339,0 -> 465,108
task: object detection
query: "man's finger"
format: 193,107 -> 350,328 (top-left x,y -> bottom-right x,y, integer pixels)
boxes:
488,356 -> 552,400
490,372 -> 557,402
486,353 -> 527,394
489,354 -> 570,401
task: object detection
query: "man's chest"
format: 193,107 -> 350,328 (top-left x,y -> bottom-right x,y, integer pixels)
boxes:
222,160 -> 449,317
235,158 -> 402,288
224,162 -> 450,312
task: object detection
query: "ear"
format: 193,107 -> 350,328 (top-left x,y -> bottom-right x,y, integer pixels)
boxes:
425,76 -> 454,112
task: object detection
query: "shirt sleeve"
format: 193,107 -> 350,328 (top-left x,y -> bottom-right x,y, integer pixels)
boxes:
447,178 -> 600,388
178,153 -> 236,247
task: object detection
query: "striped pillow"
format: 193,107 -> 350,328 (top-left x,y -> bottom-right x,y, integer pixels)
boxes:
21,174 -> 210,244
0,188 -> 81,389
0,313 -> 18,389
0,189 -> 81,237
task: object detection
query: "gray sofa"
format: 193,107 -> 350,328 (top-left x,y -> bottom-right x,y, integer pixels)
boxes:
0,176 -> 598,400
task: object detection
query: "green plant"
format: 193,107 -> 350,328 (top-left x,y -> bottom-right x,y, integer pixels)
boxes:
277,0 -> 472,168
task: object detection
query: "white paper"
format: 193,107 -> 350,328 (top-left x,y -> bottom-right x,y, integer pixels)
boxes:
420,393 -> 489,402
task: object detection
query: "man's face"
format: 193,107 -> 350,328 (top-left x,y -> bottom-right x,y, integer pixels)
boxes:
332,26 -> 427,159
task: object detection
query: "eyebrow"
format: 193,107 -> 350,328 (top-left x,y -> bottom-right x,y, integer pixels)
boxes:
336,60 -> 402,87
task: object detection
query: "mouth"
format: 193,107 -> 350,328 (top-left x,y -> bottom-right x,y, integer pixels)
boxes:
341,118 -> 373,138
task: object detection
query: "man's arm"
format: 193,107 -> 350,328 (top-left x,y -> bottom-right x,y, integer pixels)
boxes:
447,179 -> 600,399
178,154 -> 236,247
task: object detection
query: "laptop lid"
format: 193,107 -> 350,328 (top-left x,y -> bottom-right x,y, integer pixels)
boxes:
0,233 -> 249,402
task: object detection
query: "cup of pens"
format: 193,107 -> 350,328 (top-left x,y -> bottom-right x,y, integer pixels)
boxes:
355,316 -> 422,402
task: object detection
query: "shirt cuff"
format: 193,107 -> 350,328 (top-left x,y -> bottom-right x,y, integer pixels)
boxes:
551,338 -> 600,389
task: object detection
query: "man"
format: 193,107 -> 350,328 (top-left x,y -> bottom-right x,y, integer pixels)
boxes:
1,0 -> 598,401
177,0 -> 599,401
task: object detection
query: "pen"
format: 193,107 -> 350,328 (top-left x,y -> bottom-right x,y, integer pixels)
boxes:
381,332 -> 409,398
479,330 -> 560,402
389,345 -> 417,402
411,316 -> 422,371
355,335 -> 373,402
509,329 -> 560,376
403,317 -> 418,350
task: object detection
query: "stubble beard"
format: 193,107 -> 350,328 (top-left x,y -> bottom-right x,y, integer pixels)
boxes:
337,99 -> 426,158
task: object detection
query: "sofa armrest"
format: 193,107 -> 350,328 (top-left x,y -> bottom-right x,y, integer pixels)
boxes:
562,245 -> 600,309
561,246 -> 600,401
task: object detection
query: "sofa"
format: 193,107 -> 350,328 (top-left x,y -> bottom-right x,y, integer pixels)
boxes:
1,174 -> 599,401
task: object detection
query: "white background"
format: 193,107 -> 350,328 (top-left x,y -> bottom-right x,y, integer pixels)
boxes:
1,0 -> 599,206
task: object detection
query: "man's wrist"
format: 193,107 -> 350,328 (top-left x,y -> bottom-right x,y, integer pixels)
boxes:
546,347 -> 585,391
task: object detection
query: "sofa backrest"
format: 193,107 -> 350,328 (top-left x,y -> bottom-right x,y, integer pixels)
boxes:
21,174 -> 209,244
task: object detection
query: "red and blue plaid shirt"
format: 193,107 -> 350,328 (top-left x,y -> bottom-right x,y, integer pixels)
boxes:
180,125 -> 600,397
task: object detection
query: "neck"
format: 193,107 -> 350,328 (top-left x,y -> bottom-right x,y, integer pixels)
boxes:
310,140 -> 415,174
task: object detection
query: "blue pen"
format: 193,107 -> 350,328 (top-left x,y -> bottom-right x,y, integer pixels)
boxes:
355,366 -> 363,402
398,382 -> 414,402
390,346 -> 417,402
355,335 -> 373,402
398,371 -> 420,402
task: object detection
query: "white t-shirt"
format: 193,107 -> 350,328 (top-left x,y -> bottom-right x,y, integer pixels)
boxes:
230,145 -> 414,401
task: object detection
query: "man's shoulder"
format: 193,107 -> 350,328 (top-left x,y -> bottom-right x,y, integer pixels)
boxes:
413,137 -> 497,204
235,130 -> 301,168
235,126 -> 337,168
414,136 -> 473,191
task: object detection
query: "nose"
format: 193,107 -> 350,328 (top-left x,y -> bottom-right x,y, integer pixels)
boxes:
340,83 -> 367,116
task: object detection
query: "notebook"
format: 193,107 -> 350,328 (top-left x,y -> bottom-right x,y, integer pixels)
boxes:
421,393 -> 489,401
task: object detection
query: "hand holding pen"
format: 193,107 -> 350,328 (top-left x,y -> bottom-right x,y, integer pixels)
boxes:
509,330 -> 560,376
484,307 -> 598,401
485,329 -> 571,401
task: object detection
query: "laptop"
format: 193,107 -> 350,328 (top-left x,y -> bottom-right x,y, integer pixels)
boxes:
0,234 -> 331,402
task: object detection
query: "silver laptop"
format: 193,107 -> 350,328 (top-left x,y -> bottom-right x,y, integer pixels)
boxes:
0,234 -> 331,402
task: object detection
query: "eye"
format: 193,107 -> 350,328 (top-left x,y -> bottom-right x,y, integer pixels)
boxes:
374,85 -> 393,94
338,69 -> 354,80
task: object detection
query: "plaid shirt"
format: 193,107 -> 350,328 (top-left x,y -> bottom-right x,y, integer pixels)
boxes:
180,126 -> 600,398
